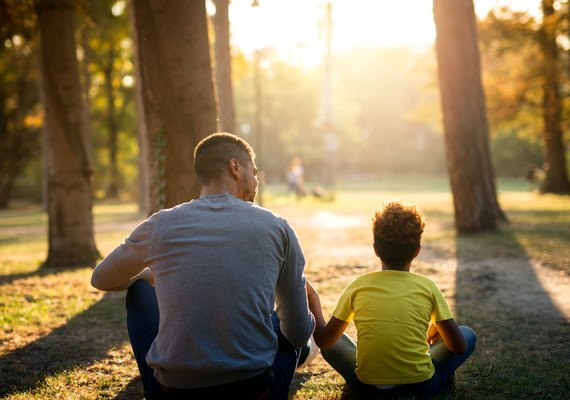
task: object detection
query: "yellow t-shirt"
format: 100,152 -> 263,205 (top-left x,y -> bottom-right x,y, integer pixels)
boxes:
332,270 -> 454,385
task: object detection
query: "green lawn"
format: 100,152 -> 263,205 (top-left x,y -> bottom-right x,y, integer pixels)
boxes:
1,177 -> 568,399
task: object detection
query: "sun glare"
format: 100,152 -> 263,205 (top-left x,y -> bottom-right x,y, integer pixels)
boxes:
332,1 -> 435,49
227,0 -> 541,66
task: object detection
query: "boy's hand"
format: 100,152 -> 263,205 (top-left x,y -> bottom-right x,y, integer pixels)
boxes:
306,280 -> 317,297
427,323 -> 441,345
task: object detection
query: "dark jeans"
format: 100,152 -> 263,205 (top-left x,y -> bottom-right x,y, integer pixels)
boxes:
125,280 -> 305,400
321,326 -> 477,398
352,373 -> 442,398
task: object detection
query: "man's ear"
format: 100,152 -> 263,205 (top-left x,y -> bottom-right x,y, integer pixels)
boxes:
228,158 -> 240,179
373,242 -> 381,257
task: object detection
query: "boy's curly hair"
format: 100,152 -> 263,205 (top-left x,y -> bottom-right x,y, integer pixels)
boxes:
372,201 -> 425,266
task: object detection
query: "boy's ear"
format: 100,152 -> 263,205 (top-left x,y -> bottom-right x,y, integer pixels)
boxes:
414,245 -> 421,258
373,242 -> 381,257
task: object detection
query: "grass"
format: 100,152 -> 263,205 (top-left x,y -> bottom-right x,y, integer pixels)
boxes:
1,176 -> 569,399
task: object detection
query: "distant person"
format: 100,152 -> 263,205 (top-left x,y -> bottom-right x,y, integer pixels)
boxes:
286,156 -> 305,200
306,201 -> 476,398
525,165 -> 541,191
91,132 -> 316,400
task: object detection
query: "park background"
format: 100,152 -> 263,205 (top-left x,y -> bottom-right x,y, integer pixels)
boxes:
0,0 -> 569,399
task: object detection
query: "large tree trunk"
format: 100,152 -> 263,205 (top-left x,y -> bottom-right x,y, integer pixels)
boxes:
539,0 -> 570,194
130,0 -> 218,213
212,0 -> 236,133
38,0 -> 100,267
433,0 -> 506,233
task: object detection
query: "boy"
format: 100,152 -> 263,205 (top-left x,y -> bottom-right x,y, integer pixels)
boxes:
307,201 -> 476,397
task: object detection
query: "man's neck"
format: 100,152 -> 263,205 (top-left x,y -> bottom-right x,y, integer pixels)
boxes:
200,181 -> 237,198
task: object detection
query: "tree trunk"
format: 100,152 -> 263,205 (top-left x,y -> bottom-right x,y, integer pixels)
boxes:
38,0 -> 100,267
212,0 -> 236,133
130,0 -> 218,213
128,0 -> 149,215
539,0 -> 570,194
79,25 -> 95,195
0,19 -> 39,209
0,86 -> 18,209
433,0 -> 505,233
103,49 -> 120,198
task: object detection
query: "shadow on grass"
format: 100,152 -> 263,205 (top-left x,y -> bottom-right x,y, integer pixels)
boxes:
112,376 -> 143,400
455,229 -> 570,399
289,371 -> 312,397
0,291 -> 129,397
0,264 -> 82,287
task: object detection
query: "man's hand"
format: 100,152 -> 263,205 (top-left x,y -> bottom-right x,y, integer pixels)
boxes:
139,267 -> 154,285
115,267 -> 154,291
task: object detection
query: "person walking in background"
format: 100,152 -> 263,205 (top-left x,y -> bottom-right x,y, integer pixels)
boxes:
306,201 -> 476,398
286,156 -> 305,201
91,132 -> 316,400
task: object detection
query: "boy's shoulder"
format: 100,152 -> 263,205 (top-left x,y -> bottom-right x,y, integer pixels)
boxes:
358,270 -> 438,286
408,271 -> 441,290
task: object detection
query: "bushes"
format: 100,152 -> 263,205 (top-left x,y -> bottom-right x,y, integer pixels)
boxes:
491,129 -> 543,177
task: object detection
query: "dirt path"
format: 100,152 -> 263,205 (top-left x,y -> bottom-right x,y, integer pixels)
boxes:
285,208 -> 570,397
289,209 -> 570,323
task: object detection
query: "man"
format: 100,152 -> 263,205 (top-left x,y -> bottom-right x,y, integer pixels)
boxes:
91,132 -> 316,399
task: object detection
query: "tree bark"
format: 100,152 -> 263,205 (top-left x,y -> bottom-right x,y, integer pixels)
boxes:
79,25 -> 94,195
212,0 -> 236,133
0,80 -> 30,208
128,0 -> 149,215
130,0 -> 218,213
103,48 -> 120,198
38,0 -> 100,267
539,0 -> 570,194
0,5 -> 40,209
433,0 -> 506,233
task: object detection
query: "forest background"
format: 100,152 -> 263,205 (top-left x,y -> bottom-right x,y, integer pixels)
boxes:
1,0 -> 569,399
1,0 -> 568,211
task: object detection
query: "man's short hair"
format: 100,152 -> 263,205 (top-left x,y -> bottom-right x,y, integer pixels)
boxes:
372,201 -> 425,266
193,132 -> 255,184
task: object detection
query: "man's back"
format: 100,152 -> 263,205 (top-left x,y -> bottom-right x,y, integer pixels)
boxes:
132,193 -> 312,388
92,132 -> 315,398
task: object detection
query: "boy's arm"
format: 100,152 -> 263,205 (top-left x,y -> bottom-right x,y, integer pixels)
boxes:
434,318 -> 467,354
306,280 -> 349,349
427,322 -> 440,344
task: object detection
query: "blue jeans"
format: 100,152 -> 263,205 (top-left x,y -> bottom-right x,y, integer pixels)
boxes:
125,280 -> 307,400
321,326 -> 477,398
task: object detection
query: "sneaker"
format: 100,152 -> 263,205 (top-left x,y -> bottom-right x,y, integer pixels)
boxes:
297,335 -> 319,369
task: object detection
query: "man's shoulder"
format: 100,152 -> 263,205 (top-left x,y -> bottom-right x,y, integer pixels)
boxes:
244,201 -> 286,220
162,201 -> 191,211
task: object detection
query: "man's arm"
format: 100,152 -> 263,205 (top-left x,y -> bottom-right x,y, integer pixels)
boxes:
91,247 -> 148,291
275,224 -> 316,347
91,222 -> 151,291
